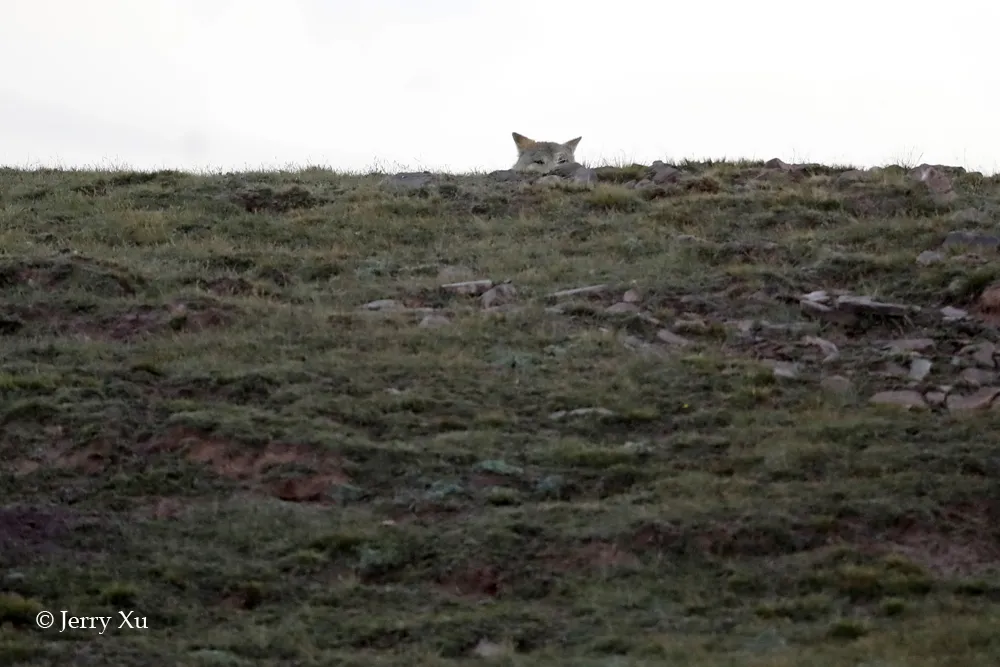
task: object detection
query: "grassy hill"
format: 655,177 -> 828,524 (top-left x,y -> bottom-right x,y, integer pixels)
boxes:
1,160 -> 999,666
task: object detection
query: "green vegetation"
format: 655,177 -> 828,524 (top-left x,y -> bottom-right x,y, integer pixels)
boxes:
1,161 -> 999,665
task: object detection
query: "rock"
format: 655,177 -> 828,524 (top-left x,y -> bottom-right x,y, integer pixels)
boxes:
924,391 -> 948,406
549,284 -> 608,299
959,367 -> 996,387
837,169 -> 869,183
362,299 -> 403,311
821,375 -> 853,394
908,358 -> 932,381
765,158 -> 792,170
549,407 -> 615,421
940,306 -> 968,321
869,390 -> 927,410
418,314 -> 450,328
942,231 -> 1000,250
656,329 -> 693,347
674,317 -> 711,335
649,161 -> 682,185
622,288 -> 641,303
802,290 -> 831,303
441,279 -> 494,296
916,250 -> 945,266
977,283 -> 1000,314
909,165 -> 957,204
766,360 -> 801,380
965,342 -> 997,368
472,639 -> 509,659
885,338 -> 935,353
946,387 -> 1000,412
480,283 -> 517,308
948,208 -> 990,225
803,335 -> 840,363
835,295 -> 918,317
605,302 -> 640,314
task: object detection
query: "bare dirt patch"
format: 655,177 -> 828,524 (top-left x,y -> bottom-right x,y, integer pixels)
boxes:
150,427 -> 352,503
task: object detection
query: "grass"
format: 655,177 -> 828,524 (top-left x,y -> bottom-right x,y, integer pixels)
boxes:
1,160 -> 999,665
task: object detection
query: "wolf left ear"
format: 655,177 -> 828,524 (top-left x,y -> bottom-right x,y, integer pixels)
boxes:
563,137 -> 582,152
512,132 -> 534,153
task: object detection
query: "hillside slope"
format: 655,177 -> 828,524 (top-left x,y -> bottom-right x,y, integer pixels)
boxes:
1,160 -> 1000,666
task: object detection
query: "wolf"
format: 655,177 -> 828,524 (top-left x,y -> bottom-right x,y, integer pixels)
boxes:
511,132 -> 582,174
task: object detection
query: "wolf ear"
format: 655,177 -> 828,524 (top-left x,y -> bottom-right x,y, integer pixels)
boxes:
512,132 -> 534,153
563,136 -> 582,152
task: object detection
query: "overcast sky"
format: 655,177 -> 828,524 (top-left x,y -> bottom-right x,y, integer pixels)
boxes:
2,0 -> 998,173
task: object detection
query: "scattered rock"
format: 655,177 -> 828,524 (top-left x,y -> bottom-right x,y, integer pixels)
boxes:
940,306 -> 968,322
655,329 -> 693,347
924,391 -> 948,406
948,208 -> 990,225
549,407 -> 615,421
803,335 -> 840,362
549,284 -> 608,299
908,358 -> 932,381
835,295 -> 918,318
909,165 -> 957,204
766,360 -> 801,380
481,283 -> 517,308
959,367 -> 995,387
362,299 -> 403,311
418,314 -> 450,328
649,161 -> 682,185
869,390 -> 927,410
606,302 -> 640,314
946,387 -> 1000,413
885,338 -> 935,353
820,375 -> 853,394
916,250 -> 945,266
441,279 -> 494,296
622,288 -> 641,303
942,231 -> 1000,250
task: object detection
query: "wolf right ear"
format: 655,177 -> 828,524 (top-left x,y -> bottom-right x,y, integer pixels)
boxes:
563,137 -> 582,152
512,132 -> 534,153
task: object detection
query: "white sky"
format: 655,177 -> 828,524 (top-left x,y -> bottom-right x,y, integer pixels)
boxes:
2,0 -> 998,173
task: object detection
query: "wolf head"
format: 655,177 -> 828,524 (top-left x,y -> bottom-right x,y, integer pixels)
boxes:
511,132 -> 582,174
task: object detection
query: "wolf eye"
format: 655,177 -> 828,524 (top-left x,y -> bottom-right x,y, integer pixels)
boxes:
533,159 -> 545,165
556,156 -> 568,164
